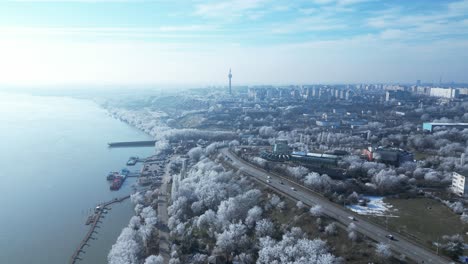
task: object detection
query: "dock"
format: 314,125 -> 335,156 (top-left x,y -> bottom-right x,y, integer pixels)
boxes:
69,195 -> 131,264
107,140 -> 156,148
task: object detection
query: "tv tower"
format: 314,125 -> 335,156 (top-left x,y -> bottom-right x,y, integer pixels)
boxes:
228,68 -> 232,95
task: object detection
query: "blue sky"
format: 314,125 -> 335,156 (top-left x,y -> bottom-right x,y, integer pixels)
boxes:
0,0 -> 467,86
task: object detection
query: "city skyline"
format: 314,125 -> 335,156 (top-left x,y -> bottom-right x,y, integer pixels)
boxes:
0,0 -> 467,86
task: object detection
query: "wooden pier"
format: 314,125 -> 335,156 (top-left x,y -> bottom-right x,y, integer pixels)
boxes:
69,195 -> 131,264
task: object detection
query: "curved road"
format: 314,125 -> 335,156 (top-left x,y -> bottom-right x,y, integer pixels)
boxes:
220,148 -> 449,264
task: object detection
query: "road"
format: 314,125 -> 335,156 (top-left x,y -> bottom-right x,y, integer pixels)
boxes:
157,156 -> 176,264
221,148 -> 449,264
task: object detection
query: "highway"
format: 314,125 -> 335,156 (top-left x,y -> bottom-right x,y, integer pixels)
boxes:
220,148 -> 449,264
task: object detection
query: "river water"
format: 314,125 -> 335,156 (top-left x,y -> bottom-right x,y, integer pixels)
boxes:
0,92 -> 153,264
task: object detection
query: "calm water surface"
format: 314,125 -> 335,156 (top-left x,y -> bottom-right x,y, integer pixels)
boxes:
0,92 -> 153,264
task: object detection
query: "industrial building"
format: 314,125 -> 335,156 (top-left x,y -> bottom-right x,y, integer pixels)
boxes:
260,140 -> 291,161
272,139 -> 290,154
452,172 -> 468,196
422,122 -> 468,132
290,151 -> 339,167
362,146 -> 414,167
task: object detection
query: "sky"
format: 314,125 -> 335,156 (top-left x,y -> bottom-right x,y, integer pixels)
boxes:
0,0 -> 467,86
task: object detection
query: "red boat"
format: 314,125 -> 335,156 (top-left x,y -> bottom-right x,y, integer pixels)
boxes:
110,176 -> 124,190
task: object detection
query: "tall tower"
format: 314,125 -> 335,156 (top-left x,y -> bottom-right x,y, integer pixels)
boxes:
228,68 -> 232,95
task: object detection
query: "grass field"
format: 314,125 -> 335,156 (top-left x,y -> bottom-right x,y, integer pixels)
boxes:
413,151 -> 433,160
367,197 -> 468,252
261,187 -> 412,263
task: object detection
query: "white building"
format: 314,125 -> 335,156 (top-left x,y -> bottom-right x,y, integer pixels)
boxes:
452,172 -> 468,196
429,87 -> 459,99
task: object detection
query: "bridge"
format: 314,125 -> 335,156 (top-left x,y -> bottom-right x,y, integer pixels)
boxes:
69,195 -> 131,264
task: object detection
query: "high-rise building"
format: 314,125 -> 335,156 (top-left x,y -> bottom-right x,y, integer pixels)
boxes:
416,80 -> 421,86
452,172 -> 468,196
429,87 -> 459,99
228,68 -> 232,95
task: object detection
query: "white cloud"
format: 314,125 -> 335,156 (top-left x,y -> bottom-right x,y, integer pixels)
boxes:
194,0 -> 269,19
312,0 -> 375,6
0,26 -> 217,39
312,0 -> 335,4
271,16 -> 347,33
379,29 -> 406,40
9,0 -> 160,2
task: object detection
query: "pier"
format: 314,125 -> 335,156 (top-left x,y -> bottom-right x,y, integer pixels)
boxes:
107,140 -> 156,148
69,195 -> 131,264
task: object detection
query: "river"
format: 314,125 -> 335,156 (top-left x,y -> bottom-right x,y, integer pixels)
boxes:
0,92 -> 153,264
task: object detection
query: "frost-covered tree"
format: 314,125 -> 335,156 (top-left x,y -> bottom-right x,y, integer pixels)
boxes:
324,222 -> 337,236
155,139 -> 171,155
375,243 -> 392,259
189,253 -> 208,264
309,204 -> 324,217
108,227 -> 143,264
448,201 -> 464,214
188,147 -> 204,162
251,157 -> 267,168
347,223 -> 358,242
245,206 -> 263,228
233,253 -> 254,264
229,140 -> 240,148
144,255 -> 164,264
259,126 -> 275,137
304,173 -> 333,192
215,222 -> 250,258
255,219 -> 274,238
217,189 -> 262,226
461,213 -> 468,224
442,234 -> 464,259
287,165 -> 309,181
257,228 -> 340,263
372,169 -> 407,194
296,201 -> 305,210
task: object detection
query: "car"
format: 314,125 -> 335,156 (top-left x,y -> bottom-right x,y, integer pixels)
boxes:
279,181 -> 284,185
266,180 -> 271,183
267,176 -> 271,179
385,234 -> 394,240
291,187 -> 296,191
348,216 -> 356,221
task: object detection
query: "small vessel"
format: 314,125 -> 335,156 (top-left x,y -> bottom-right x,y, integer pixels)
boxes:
127,156 -> 139,166
107,171 -> 119,181
110,176 -> 124,190
121,168 -> 130,176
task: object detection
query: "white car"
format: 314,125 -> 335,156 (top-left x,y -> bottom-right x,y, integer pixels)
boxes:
291,187 -> 296,191
267,176 -> 271,179
266,180 -> 271,183
348,216 -> 356,221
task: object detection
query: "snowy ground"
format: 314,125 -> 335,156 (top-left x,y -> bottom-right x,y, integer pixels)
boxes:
346,196 -> 398,217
